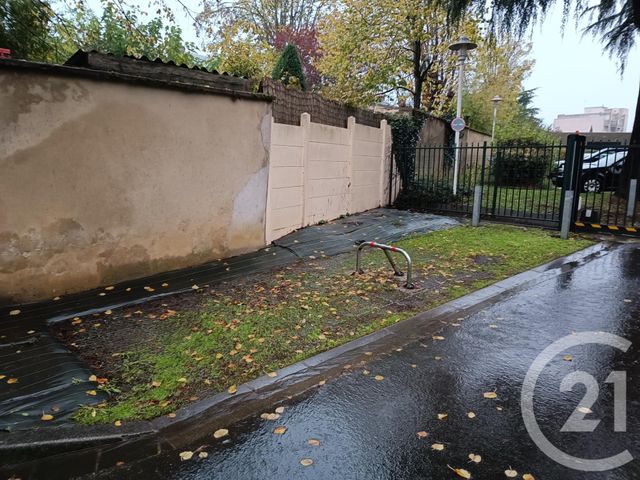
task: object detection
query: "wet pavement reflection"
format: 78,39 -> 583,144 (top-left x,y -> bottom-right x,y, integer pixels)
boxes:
98,242 -> 640,480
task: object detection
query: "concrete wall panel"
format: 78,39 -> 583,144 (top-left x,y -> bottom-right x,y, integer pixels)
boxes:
267,116 -> 390,242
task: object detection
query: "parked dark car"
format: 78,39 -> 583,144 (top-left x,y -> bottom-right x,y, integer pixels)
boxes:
552,148 -> 628,192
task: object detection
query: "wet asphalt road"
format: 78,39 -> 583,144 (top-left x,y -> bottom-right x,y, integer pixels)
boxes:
99,241 -> 640,480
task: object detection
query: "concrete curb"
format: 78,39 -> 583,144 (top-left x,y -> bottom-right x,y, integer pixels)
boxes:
0,242 -> 614,479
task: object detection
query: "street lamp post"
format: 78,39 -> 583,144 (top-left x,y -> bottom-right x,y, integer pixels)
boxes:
449,36 -> 477,196
491,95 -> 502,143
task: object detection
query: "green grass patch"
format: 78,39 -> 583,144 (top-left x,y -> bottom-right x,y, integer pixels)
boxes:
71,225 -> 593,424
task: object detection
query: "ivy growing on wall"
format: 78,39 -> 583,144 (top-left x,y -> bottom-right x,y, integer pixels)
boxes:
388,112 -> 427,189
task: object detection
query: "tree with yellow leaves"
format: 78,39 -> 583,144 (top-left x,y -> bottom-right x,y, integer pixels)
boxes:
317,0 -> 478,113
462,35 -> 554,143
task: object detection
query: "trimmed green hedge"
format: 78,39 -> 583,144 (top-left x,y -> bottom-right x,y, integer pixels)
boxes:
491,152 -> 548,187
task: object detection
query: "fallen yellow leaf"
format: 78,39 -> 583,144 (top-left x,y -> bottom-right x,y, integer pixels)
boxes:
416,431 -> 428,438
213,428 -> 229,439
41,414 -> 54,421
467,412 -> 476,419
448,465 -> 472,479
179,451 -> 193,461
563,354 -> 573,362
437,413 -> 448,420
86,390 -> 97,396
431,443 -> 445,451
505,468 -> 518,477
273,426 -> 287,435
300,458 -> 313,466
151,380 -> 162,387
374,375 -> 384,381
228,385 -> 237,394
275,406 -> 285,414
577,406 -> 593,414
114,420 -> 122,427
483,391 -> 498,399
105,286 -> 115,291
267,372 -> 277,377
468,453 -> 481,463
432,336 -> 445,341
522,474 -> 535,480
7,378 -> 18,384
9,309 -> 20,316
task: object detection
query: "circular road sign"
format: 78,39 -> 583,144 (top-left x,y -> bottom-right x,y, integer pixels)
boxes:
451,117 -> 466,132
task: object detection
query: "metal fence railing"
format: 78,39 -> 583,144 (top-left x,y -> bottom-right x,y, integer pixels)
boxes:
390,142 -> 567,228
390,141 -> 639,235
572,144 -> 639,232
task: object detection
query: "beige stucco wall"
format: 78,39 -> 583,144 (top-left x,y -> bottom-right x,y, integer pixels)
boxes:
463,127 -> 492,145
0,70 -> 271,303
419,116 -> 448,146
266,114 -> 391,242
418,116 -> 491,146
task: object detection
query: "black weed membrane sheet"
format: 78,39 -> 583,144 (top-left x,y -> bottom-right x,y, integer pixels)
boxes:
0,208 -> 457,430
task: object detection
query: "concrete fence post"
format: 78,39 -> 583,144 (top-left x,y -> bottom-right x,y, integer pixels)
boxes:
472,185 -> 482,227
300,112 -> 311,227
264,114 -> 275,244
627,179 -> 637,218
346,116 -> 356,216
378,119 -> 388,206
560,190 -> 575,239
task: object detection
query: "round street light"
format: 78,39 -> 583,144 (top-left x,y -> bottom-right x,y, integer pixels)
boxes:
449,36 -> 478,59
449,36 -> 477,196
492,95 -> 502,143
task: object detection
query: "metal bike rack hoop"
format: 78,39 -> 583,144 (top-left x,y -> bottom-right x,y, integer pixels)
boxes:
355,241 -> 414,289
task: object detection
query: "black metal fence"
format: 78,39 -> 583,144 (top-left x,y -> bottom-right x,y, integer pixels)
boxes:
571,143 -> 639,233
390,142 -> 566,227
389,141 -> 640,234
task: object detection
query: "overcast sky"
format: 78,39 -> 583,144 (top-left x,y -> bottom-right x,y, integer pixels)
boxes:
524,3 -> 638,130
116,0 -> 638,132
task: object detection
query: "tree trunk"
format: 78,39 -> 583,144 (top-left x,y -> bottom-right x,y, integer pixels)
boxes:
616,79 -> 640,197
412,40 -> 422,110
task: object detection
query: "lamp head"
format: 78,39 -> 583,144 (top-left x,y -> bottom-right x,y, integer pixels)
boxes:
448,36 -> 478,59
